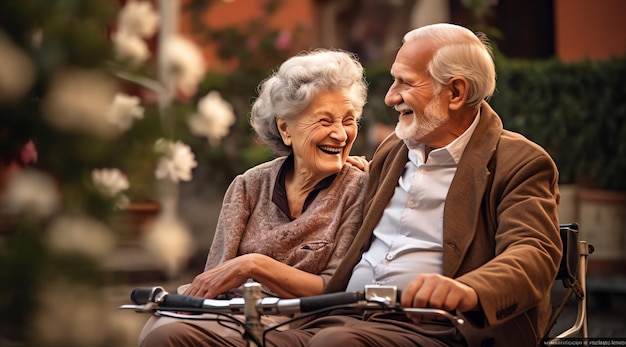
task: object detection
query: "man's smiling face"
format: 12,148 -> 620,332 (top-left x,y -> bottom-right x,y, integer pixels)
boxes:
384,38 -> 449,142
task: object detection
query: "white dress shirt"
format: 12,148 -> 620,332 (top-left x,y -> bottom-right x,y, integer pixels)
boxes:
346,113 -> 480,292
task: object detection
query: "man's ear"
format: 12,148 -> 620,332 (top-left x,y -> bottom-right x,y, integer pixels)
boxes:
276,118 -> 292,146
448,77 -> 469,111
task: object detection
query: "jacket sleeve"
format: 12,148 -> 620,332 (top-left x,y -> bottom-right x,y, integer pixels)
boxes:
456,145 -> 562,327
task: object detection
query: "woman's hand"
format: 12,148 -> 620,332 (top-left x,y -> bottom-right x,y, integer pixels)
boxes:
183,253 -> 324,299
183,254 -> 259,298
346,155 -> 369,172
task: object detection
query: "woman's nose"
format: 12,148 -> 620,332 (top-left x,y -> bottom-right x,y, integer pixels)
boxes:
330,122 -> 348,142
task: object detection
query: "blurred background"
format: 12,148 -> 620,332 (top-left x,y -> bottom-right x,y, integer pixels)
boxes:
1,0 -> 625,346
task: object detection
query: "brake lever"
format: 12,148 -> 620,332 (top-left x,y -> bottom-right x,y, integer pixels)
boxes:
403,307 -> 465,327
119,302 -> 159,313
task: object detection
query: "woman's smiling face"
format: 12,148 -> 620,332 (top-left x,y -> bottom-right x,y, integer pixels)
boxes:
277,89 -> 358,179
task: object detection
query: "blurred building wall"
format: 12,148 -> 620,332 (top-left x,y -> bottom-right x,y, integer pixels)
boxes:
180,0 -> 314,71
555,0 -> 626,61
179,0 -> 626,67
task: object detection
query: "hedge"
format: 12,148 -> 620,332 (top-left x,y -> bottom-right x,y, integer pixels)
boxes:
490,57 -> 626,190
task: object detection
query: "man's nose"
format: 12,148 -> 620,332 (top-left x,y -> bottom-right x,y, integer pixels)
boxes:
384,83 -> 401,106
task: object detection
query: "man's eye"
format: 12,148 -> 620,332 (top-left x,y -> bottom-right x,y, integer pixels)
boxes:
392,78 -> 411,89
394,78 -> 411,86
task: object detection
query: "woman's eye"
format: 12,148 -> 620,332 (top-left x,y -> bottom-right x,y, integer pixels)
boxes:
319,118 -> 332,125
343,118 -> 355,125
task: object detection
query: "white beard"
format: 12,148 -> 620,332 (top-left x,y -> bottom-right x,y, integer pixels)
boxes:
395,94 -> 447,142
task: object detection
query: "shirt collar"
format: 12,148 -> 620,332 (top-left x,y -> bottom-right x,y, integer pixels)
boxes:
271,153 -> 337,220
405,109 -> 481,166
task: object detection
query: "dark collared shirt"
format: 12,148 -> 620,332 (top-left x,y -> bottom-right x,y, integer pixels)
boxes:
271,154 -> 337,220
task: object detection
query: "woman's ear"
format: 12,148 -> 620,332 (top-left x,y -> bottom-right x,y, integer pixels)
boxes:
448,77 -> 469,111
276,118 -> 292,146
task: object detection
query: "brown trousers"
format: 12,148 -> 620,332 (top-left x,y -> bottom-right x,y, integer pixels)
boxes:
140,313 -> 466,347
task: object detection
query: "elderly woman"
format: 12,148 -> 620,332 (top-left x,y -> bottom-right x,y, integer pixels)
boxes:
139,48 -> 368,346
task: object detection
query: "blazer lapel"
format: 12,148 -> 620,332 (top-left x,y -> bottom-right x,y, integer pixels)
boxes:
443,102 -> 502,277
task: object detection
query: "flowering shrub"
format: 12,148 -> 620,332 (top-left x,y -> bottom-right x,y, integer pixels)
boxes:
181,0 -> 309,188
0,0 -> 236,345
0,0 -> 311,344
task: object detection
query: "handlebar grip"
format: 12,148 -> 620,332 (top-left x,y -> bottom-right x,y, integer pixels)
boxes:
161,294 -> 205,309
299,291 -> 363,312
131,287 -> 160,305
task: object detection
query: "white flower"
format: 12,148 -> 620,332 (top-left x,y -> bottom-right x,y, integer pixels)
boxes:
114,194 -> 130,210
92,166 -> 131,209
33,281 -> 110,347
117,0 -> 159,38
43,69 -> 120,138
110,2 -> 159,70
45,214 -> 115,259
0,30 -> 35,102
112,30 -> 151,65
188,91 -> 236,146
1,169 -> 59,218
30,28 -> 43,48
164,35 -> 206,97
92,168 -> 130,197
154,139 -> 198,182
143,214 -> 194,278
106,92 -> 145,131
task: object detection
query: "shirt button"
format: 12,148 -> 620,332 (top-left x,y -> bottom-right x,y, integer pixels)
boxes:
408,201 -> 415,209
419,167 -> 426,173
385,253 -> 393,260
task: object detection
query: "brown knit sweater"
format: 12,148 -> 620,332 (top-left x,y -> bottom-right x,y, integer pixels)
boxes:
204,156 -> 367,295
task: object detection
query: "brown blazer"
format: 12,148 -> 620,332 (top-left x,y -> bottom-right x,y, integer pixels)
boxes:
325,102 -> 562,347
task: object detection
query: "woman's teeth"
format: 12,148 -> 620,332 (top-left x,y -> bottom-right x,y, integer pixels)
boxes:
319,146 -> 341,154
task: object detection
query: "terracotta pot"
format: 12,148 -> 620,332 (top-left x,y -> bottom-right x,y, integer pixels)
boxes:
114,201 -> 161,242
578,188 -> 626,276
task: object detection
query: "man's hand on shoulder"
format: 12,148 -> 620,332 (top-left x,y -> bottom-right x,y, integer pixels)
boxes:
346,155 -> 369,172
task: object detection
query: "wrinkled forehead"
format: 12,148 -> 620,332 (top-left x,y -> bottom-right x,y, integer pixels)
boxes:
391,38 -> 437,76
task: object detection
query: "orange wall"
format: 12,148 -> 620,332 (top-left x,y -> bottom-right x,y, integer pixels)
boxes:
200,0 -> 312,29
181,0 -> 626,66
555,0 -> 626,61
180,0 -> 313,71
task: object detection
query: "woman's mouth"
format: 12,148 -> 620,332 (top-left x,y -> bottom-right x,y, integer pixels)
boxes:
318,146 -> 342,155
